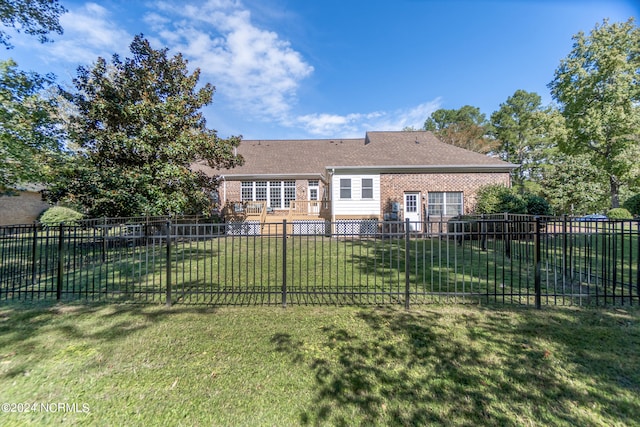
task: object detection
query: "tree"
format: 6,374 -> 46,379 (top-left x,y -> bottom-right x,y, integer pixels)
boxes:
549,18 -> 640,208
423,105 -> 496,154
474,184 -> 526,214
0,0 -> 66,48
0,59 -> 63,193
540,154 -> 609,215
490,90 -> 560,193
46,35 -> 243,217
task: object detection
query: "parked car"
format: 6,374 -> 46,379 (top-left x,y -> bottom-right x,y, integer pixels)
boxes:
575,214 -> 608,222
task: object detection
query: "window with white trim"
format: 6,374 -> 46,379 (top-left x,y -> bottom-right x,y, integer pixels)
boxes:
283,181 -> 296,207
241,181 -> 298,209
361,178 -> 373,199
428,192 -> 463,216
308,180 -> 319,200
340,179 -> 351,199
241,182 -> 253,201
255,181 -> 267,201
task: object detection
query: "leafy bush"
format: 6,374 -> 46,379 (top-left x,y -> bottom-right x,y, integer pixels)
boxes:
475,185 -> 528,214
524,194 -> 553,216
475,185 -> 553,216
39,206 -> 84,227
622,194 -> 640,216
606,208 -> 633,220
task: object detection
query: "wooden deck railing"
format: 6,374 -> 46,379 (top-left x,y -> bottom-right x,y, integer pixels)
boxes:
289,200 -> 323,217
224,200 -> 330,222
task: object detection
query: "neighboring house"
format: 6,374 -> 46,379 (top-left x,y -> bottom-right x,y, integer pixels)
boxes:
0,185 -> 50,226
195,131 -> 517,232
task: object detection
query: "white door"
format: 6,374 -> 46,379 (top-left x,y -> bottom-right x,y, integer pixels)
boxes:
404,192 -> 422,231
308,181 -> 319,214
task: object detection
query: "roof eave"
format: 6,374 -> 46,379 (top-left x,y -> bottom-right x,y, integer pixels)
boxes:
325,164 -> 519,173
219,173 -> 327,181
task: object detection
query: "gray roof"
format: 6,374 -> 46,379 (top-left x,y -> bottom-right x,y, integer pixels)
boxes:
194,131 -> 516,179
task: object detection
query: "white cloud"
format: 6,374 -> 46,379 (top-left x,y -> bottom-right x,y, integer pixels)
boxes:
149,0 -> 313,119
45,3 -> 132,65
294,99 -> 442,138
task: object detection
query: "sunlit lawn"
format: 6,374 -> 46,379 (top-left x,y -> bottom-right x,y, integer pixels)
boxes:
0,302 -> 638,426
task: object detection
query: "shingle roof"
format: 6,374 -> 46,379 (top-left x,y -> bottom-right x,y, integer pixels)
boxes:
193,131 -> 516,178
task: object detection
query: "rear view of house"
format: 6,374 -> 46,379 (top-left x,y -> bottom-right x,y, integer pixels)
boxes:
195,131 -> 516,232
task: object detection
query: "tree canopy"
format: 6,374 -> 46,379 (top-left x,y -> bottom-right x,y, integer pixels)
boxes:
490,90 -> 561,193
549,18 -> 640,208
0,0 -> 66,48
0,59 -> 63,192
423,105 -> 496,154
46,35 -> 243,217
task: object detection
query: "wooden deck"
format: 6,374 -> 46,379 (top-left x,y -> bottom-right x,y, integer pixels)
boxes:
223,201 -> 330,224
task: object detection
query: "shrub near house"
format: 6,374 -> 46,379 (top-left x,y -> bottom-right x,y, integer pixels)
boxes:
39,206 -> 84,227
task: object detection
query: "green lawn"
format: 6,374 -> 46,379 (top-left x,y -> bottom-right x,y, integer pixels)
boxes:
0,302 -> 638,426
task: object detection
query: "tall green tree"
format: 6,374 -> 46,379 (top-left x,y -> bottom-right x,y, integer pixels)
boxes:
540,154 -> 609,215
46,35 -> 243,217
549,18 -> 640,208
423,105 -> 496,154
0,0 -> 66,48
490,90 -> 560,193
0,59 -> 63,192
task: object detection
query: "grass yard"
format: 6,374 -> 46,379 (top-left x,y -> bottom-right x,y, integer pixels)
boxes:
0,302 -> 639,426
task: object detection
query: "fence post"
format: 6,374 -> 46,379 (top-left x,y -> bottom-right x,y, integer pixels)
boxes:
534,217 -> 541,309
31,222 -> 38,285
101,216 -> 107,263
562,214 -> 568,281
405,218 -> 410,309
57,222 -> 64,301
166,220 -> 172,307
282,219 -> 287,308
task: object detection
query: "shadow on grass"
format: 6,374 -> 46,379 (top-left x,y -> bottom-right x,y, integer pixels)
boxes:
271,305 -> 640,426
0,301 -> 217,379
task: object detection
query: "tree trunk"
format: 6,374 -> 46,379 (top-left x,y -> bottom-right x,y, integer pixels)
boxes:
610,175 -> 620,209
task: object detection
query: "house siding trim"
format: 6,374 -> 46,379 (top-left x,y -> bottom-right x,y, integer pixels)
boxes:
331,173 -> 381,217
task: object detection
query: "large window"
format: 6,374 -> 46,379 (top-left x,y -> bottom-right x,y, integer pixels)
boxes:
283,181 -> 296,207
361,178 -> 373,199
255,181 -> 267,201
340,179 -> 351,199
428,192 -> 463,216
241,181 -> 297,209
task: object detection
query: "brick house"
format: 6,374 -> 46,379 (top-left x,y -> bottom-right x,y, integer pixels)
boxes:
195,131 -> 516,231
0,187 -> 50,226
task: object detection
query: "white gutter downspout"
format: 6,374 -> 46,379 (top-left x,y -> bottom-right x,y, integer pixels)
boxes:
329,168 -> 335,230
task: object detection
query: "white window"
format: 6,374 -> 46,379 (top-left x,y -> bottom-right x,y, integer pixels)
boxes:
284,181 -> 296,208
361,178 -> 373,199
269,186 -> 281,208
241,182 -> 253,201
340,179 -> 351,199
428,192 -> 463,216
240,181 -> 298,209
308,180 -> 319,201
255,181 -> 267,201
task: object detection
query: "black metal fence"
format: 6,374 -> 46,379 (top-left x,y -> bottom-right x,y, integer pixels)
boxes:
1,215 -> 638,307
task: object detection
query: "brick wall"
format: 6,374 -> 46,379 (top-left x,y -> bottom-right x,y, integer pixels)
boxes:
0,191 -> 50,225
380,172 -> 510,216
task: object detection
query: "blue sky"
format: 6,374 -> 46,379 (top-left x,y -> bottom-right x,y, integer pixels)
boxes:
2,0 -> 638,140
